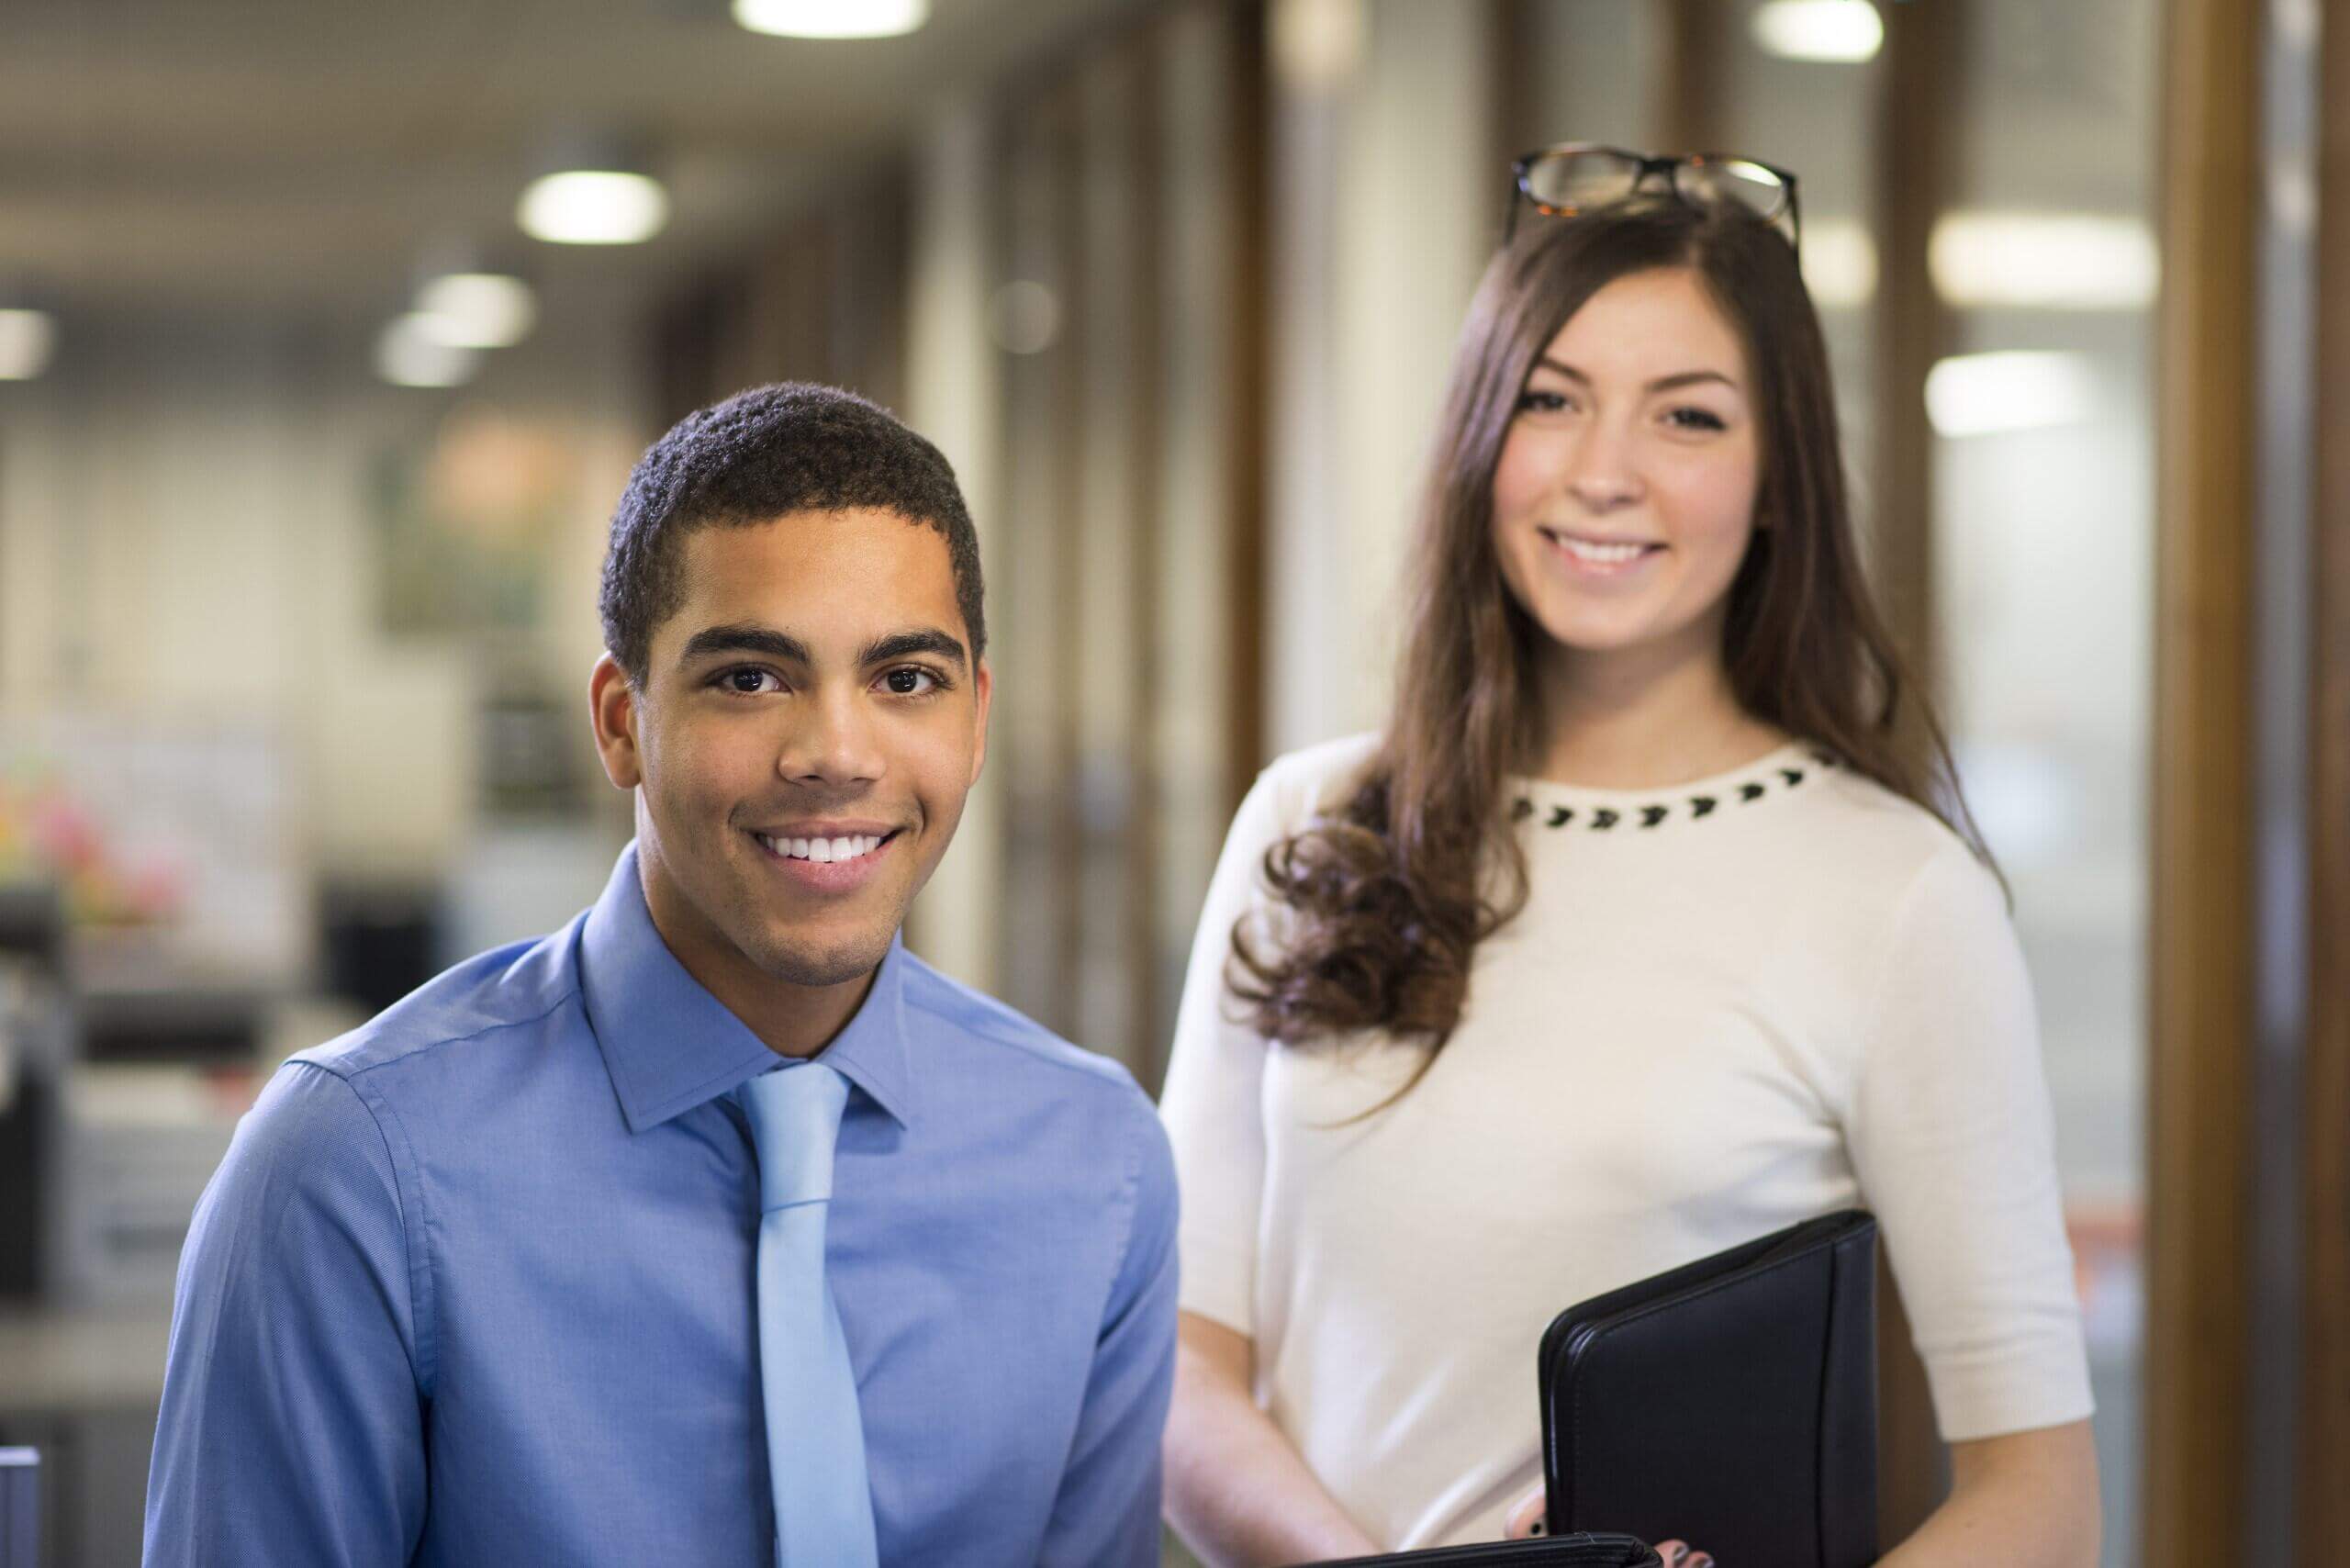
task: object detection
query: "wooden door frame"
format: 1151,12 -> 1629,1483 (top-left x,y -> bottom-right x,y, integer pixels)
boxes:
2145,0 -> 2262,1562
2300,0 -> 2350,1555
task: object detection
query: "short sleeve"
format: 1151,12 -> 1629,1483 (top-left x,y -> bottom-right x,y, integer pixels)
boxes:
1846,842 -> 2096,1441
1156,760 -> 1306,1338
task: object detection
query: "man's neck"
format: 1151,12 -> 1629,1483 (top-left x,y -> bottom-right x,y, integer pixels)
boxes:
634,853 -> 882,1060
722,965 -> 880,1060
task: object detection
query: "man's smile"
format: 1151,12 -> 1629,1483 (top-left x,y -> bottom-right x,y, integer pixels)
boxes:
748,822 -> 905,892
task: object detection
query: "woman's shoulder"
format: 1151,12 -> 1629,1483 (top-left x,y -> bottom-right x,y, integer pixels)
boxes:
1788,755 -> 2006,919
1243,731 -> 1386,830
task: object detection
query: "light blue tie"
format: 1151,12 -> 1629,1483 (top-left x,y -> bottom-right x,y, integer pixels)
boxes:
737,1063 -> 878,1568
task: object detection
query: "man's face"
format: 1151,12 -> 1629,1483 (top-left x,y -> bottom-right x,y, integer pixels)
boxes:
591,507 -> 989,1010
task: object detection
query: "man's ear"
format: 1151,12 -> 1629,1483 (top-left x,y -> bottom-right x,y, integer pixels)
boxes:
968,657 -> 992,788
588,653 -> 644,790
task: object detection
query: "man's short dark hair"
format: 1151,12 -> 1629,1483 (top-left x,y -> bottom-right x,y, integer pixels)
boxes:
600,382 -> 986,684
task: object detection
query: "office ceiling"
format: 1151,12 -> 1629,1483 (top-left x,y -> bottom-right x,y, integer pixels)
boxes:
0,0 -> 1140,321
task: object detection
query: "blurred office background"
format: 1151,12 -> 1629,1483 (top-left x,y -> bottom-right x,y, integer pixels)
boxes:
0,1 -> 2339,1564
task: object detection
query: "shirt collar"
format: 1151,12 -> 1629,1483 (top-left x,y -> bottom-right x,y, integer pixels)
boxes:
577,843 -> 920,1134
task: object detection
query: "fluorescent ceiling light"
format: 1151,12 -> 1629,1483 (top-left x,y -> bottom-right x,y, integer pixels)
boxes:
1751,0 -> 1883,63
1930,212 -> 2159,310
518,171 -> 669,246
733,0 -> 928,39
1270,0 -> 1368,91
415,273 -> 537,349
0,308 -> 56,380
1924,352 -> 2095,438
1800,218 -> 1878,309
376,313 -> 481,387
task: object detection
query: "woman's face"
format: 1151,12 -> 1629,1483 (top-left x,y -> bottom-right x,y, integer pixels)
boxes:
1489,265 -> 1763,678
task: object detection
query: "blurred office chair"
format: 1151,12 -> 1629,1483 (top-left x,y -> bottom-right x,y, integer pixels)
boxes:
0,1448 -> 38,1568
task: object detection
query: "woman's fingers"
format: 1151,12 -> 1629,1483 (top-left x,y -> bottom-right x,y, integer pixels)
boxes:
1501,1483 -> 1546,1539
1651,1543 -> 1717,1568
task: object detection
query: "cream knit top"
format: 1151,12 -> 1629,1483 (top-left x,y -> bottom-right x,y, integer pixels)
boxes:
1158,733 -> 2094,1551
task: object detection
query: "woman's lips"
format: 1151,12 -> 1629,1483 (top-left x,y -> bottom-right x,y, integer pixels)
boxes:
1539,529 -> 1665,579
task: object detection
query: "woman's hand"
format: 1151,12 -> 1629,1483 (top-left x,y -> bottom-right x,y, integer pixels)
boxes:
1501,1484 -> 1712,1565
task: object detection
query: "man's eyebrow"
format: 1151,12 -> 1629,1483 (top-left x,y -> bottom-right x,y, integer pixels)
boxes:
1534,357 -> 1740,395
858,628 -> 968,670
676,624 -> 810,666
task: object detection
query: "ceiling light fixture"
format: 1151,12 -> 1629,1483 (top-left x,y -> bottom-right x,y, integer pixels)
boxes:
376,313 -> 481,387
733,0 -> 929,39
0,308 -> 57,381
1930,212 -> 2160,311
1799,219 -> 1878,309
1270,0 -> 1367,89
518,170 -> 669,246
415,273 -> 538,349
1751,0 -> 1884,63
1924,352 -> 2095,438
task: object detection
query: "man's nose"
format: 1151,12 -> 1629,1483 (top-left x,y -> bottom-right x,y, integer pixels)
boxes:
778,688 -> 885,787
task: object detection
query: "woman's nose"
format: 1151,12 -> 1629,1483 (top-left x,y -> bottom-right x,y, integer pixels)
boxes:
1563,423 -> 1644,511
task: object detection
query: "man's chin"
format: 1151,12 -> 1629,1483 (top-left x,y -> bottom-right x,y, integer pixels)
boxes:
748,926 -> 898,991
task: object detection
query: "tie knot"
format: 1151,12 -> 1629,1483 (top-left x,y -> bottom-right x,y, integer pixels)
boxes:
737,1062 -> 849,1211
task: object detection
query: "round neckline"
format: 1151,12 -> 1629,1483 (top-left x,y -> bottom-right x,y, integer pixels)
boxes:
1505,742 -> 1841,835
1507,740 -> 1817,805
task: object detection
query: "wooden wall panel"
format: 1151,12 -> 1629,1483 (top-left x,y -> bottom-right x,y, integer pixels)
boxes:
1655,0 -> 1729,154
1222,0 -> 1269,801
1122,32 -> 1168,1088
2145,0 -> 2262,1560
2301,1 -> 2350,1555
1868,0 -> 1963,1543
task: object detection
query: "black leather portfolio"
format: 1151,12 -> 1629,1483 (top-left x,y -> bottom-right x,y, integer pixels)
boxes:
1296,1210 -> 1879,1568
1300,1530 -> 1663,1567
1540,1208 -> 1881,1568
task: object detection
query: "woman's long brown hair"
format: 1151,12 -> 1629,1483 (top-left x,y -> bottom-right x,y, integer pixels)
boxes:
1229,197 -> 1995,1068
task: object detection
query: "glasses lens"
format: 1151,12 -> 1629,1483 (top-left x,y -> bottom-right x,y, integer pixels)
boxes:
1521,149 -> 1645,213
1674,159 -> 1791,222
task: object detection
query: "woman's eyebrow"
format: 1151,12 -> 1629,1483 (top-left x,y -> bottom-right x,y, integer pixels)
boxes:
1534,356 -> 1740,395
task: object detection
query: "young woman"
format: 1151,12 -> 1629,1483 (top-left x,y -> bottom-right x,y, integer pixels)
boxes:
1158,152 -> 2100,1567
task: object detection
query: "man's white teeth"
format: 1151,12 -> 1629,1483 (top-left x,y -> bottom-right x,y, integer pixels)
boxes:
1559,536 -> 1650,564
760,834 -> 884,863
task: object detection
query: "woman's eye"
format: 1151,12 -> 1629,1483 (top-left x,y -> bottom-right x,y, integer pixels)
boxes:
720,667 -> 780,695
1516,389 -> 1573,414
881,666 -> 940,697
1665,406 -> 1728,432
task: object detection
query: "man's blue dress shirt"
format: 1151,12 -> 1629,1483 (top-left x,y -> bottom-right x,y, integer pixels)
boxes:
144,846 -> 1179,1566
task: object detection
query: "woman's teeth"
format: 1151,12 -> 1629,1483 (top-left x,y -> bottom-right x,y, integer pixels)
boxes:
758,834 -> 885,864
1556,536 -> 1652,564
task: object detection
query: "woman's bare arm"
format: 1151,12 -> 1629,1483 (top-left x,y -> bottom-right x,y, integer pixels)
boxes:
1163,1311 -> 1383,1567
1877,1420 -> 2100,1568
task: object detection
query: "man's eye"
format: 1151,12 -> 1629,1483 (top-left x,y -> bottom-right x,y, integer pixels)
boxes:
881,667 -> 941,697
721,668 -> 780,695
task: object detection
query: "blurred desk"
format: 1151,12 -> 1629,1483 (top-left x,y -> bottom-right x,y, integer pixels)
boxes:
0,1305 -> 171,1567
0,1305 -> 170,1411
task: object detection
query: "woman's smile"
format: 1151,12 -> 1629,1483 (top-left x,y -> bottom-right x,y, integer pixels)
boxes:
1538,527 -> 1669,580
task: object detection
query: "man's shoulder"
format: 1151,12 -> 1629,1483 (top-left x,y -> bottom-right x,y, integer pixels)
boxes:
297,915 -> 586,1084
897,950 -> 1154,1113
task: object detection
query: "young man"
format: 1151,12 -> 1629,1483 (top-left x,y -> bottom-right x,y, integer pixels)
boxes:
144,384 -> 1178,1566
